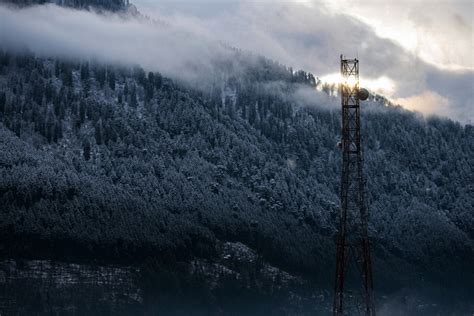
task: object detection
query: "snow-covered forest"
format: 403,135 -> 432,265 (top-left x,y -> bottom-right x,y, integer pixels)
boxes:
0,48 -> 472,313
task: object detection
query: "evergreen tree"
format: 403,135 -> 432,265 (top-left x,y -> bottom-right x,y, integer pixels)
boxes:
108,69 -> 116,91
129,84 -> 138,107
83,139 -> 91,161
95,119 -> 103,145
81,62 -> 90,81
0,92 -> 5,113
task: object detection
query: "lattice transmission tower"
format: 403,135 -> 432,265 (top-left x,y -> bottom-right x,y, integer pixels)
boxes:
333,55 -> 375,316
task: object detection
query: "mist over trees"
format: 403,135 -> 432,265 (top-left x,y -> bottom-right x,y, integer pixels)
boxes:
0,50 -> 472,312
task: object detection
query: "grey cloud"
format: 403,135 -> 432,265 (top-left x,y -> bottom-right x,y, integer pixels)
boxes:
0,3 -> 228,84
424,67 -> 474,121
153,0 -> 471,122
293,85 -> 338,110
1,1 -> 472,123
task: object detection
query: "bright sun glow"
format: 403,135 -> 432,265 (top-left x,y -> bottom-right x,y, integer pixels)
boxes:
318,73 -> 396,97
318,73 -> 358,88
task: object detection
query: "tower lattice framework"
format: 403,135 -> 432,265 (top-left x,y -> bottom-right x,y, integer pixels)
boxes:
333,55 -> 375,316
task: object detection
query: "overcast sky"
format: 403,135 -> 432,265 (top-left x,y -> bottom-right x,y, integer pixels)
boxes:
133,0 -> 474,123
0,0 -> 472,122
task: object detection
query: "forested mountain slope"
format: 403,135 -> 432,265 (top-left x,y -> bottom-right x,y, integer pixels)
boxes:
0,51 -> 473,312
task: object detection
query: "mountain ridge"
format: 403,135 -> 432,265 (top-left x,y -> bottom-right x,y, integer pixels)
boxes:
0,45 -> 472,314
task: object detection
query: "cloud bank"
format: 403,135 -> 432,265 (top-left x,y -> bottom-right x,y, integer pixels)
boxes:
136,0 -> 473,122
0,3 -> 228,84
0,1 -> 472,123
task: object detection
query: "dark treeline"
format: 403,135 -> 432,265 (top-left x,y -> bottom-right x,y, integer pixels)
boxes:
0,50 -> 473,312
0,0 -> 128,11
